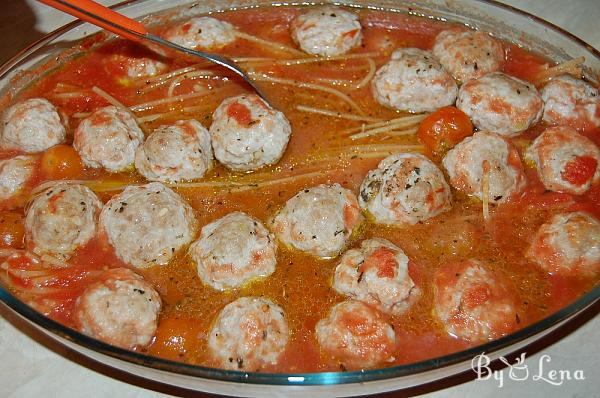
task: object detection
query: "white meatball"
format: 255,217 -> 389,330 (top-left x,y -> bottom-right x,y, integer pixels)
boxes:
371,48 -> 458,113
433,260 -> 520,342
104,53 -> 167,79
189,212 -> 277,291
208,297 -> 288,370
443,131 -> 526,203
315,300 -> 396,368
457,72 -> 543,136
359,153 -> 452,225
135,119 -> 213,182
74,268 -> 161,349
0,98 -> 66,153
527,212 -> 600,276
541,74 -> 600,131
164,17 -> 237,50
271,183 -> 363,258
210,95 -> 291,171
25,183 -> 102,260
432,29 -> 504,83
0,155 -> 36,201
99,182 -> 198,268
290,6 -> 362,56
333,238 -> 419,315
74,106 -> 144,172
525,126 -> 600,195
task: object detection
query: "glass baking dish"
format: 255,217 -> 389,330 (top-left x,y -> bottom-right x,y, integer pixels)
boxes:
0,1 -> 598,396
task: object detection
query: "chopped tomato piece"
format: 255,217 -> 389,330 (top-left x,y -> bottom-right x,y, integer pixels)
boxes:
47,191 -> 66,214
417,106 -> 473,156
360,247 -> 397,278
340,311 -> 376,335
562,156 -> 598,186
227,102 -> 253,126
343,203 -> 360,230
343,29 -> 360,38
462,285 -> 490,308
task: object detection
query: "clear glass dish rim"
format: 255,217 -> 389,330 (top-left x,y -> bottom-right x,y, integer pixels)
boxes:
0,0 -> 599,386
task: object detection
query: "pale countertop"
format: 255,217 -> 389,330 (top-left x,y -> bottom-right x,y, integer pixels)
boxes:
1,1 -> 600,397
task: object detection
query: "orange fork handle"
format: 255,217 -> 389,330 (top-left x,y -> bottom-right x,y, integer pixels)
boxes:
38,0 -> 148,42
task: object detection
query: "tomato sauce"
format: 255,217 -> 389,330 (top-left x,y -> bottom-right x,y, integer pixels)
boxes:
0,5 -> 598,373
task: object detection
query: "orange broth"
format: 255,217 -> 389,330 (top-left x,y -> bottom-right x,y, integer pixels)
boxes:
1,5 -> 599,373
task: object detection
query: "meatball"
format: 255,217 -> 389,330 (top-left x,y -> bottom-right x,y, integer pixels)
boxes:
271,183 -> 363,258
189,212 -> 277,291
99,182 -> 198,268
0,98 -> 66,153
208,297 -> 288,370
527,212 -> 600,276
525,126 -> 600,195
74,106 -> 144,172
432,29 -> 504,83
442,131 -> 526,203
457,72 -> 543,136
315,300 -> 396,368
359,153 -> 452,225
135,119 -> 213,182
541,74 -> 600,131
290,6 -> 362,56
333,238 -> 419,315
104,53 -> 168,79
371,48 -> 458,113
74,268 -> 161,349
25,183 -> 102,260
164,17 -> 237,50
0,155 -> 36,201
209,95 -> 291,171
433,260 -> 519,342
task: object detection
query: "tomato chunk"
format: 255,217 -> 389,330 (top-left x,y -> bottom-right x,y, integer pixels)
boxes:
40,145 -> 85,180
562,156 -> 598,186
227,102 -> 253,126
417,106 -> 473,156
360,247 -> 397,279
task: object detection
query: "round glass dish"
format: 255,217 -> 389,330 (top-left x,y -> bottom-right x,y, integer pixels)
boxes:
0,1 -> 599,396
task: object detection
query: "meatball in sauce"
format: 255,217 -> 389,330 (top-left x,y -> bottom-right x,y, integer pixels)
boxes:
74,268 -> 162,349
99,182 -> 198,268
432,29 -> 504,83
371,48 -> 457,113
189,212 -> 277,290
74,106 -> 144,172
433,260 -> 520,342
271,184 -> 363,258
291,6 -> 362,56
208,297 -> 289,370
333,238 -> 419,315
0,98 -> 66,153
359,153 -> 452,225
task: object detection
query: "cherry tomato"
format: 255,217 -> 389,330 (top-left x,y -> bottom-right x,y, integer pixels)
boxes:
40,145 -> 85,180
0,212 -> 25,248
417,106 -> 473,156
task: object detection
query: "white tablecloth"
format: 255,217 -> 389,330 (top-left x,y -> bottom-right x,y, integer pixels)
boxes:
1,1 -> 599,397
